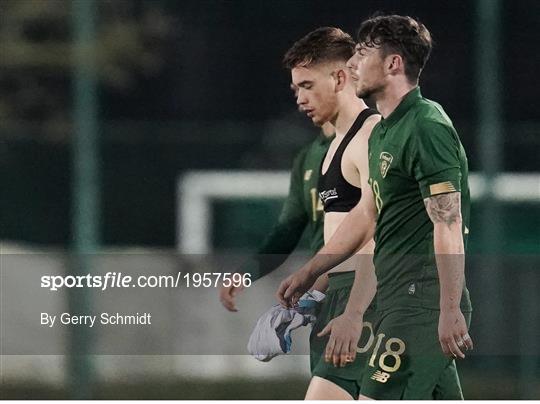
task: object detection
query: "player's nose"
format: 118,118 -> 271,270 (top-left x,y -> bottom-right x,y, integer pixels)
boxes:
296,93 -> 307,106
346,55 -> 357,70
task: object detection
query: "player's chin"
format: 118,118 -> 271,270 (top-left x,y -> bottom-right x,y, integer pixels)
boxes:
357,83 -> 379,100
310,115 -> 325,126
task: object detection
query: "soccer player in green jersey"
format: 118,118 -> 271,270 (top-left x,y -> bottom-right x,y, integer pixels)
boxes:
219,122 -> 333,311
277,15 -> 473,399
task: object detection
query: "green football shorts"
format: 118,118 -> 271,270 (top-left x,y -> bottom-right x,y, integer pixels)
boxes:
310,271 -> 377,399
359,306 -> 472,399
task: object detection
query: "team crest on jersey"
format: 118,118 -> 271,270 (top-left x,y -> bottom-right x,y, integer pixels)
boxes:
304,170 -> 313,181
379,152 -> 394,178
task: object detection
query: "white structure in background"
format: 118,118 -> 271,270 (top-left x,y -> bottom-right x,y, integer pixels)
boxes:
177,171 -> 540,254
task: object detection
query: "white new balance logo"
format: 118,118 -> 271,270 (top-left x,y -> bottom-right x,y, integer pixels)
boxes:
371,370 -> 391,383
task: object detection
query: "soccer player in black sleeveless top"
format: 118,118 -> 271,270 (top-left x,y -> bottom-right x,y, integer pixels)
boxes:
282,27 -> 381,400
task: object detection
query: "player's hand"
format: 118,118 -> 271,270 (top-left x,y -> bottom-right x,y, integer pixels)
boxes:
438,308 -> 473,359
318,311 -> 363,368
219,283 -> 244,312
276,267 -> 317,308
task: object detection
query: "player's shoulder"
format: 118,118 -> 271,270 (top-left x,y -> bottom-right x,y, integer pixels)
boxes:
364,112 -> 382,128
413,98 -> 454,128
297,141 -> 313,156
293,135 -> 326,168
346,114 -> 380,162
297,135 -> 323,156
291,142 -> 311,168
345,114 -> 381,163
353,110 -> 382,142
408,98 -> 458,141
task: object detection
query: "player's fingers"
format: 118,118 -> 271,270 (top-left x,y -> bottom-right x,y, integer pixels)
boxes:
276,280 -> 290,307
221,298 -> 237,311
324,336 -> 336,363
282,278 -> 295,298
230,286 -> 243,305
448,338 -> 465,359
447,343 -> 456,358
339,342 -> 352,367
219,288 -> 237,312
290,292 -> 300,307
462,333 -> 473,351
221,295 -> 237,312
337,338 -> 355,367
454,335 -> 467,358
347,340 -> 357,363
440,339 -> 450,356
317,321 -> 333,337
275,280 -> 286,298
219,285 -> 231,298
332,340 -> 344,367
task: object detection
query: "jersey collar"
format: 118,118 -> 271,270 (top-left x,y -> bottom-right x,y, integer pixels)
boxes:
379,86 -> 422,130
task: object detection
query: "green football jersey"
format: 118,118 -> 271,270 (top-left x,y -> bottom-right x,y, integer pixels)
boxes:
282,132 -> 330,254
368,87 -> 472,311
242,132 -> 331,280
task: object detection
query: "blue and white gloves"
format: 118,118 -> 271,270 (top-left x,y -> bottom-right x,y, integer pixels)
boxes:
247,290 -> 325,362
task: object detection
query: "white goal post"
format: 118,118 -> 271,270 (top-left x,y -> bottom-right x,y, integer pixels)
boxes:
177,171 -> 540,254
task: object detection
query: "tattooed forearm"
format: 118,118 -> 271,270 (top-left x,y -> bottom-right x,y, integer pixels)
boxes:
423,192 -> 461,227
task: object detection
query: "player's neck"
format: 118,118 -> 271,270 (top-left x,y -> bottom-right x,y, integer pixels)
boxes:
332,97 -> 367,139
320,122 -> 335,138
376,80 -> 417,119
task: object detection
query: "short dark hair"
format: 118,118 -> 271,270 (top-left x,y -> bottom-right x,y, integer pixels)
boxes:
356,14 -> 432,83
283,27 -> 355,69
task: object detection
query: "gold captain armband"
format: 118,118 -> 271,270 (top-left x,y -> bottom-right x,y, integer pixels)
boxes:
429,181 -> 456,196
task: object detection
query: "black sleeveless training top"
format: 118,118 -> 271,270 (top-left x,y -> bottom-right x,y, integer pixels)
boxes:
318,108 -> 378,212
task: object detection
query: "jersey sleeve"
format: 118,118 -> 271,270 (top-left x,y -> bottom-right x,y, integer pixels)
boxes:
276,147 -> 309,225
411,121 -> 462,199
240,148 -> 309,280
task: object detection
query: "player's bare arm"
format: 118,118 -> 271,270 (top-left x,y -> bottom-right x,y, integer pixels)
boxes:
311,273 -> 330,293
424,192 -> 474,358
276,183 -> 378,307
424,192 -> 462,228
276,118 -> 380,310
318,253 -> 376,367
317,114 -> 380,367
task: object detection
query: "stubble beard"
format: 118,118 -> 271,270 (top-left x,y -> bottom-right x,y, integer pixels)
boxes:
356,82 -> 384,100
355,69 -> 386,100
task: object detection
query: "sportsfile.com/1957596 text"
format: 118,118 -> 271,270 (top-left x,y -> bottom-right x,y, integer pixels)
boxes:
40,271 -> 251,291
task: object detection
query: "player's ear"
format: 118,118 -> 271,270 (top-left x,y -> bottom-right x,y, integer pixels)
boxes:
333,69 -> 347,92
386,54 -> 404,75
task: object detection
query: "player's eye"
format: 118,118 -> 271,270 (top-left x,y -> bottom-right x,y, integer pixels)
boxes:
357,46 -> 369,57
